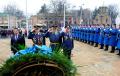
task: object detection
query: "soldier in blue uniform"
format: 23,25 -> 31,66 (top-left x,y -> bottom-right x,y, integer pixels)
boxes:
98,24 -> 105,49
82,26 -> 85,42
94,24 -> 100,47
73,26 -> 76,39
46,25 -> 63,52
89,25 -> 94,45
116,26 -> 120,55
80,25 -> 83,42
109,24 -> 117,53
31,27 -> 46,46
78,26 -> 81,41
103,24 -> 110,51
86,25 -> 89,43
84,25 -> 87,43
76,26 -> 79,40
28,29 -> 35,39
63,26 -> 74,59
71,26 -> 75,39
87,25 -> 91,44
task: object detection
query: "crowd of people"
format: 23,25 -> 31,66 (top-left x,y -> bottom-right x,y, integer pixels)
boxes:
71,24 -> 120,55
10,25 -> 74,59
0,30 -> 13,38
0,29 -> 27,38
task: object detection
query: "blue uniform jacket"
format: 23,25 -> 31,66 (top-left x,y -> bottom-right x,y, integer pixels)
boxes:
98,28 -> 104,44
117,29 -> 120,49
32,33 -> 46,45
62,32 -> 74,50
80,28 -> 83,40
87,28 -> 91,41
90,28 -> 94,41
103,28 -> 110,45
94,28 -> 100,43
109,28 -> 117,46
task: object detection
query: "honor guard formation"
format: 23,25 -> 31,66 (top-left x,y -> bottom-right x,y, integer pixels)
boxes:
71,24 -> 120,55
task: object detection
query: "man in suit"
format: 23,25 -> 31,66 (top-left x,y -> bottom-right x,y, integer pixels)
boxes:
11,28 -> 25,54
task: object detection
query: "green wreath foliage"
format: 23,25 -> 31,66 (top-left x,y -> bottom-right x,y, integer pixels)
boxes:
0,52 -> 76,76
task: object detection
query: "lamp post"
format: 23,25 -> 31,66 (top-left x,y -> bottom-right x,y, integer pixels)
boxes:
26,0 -> 29,36
63,1 -> 66,27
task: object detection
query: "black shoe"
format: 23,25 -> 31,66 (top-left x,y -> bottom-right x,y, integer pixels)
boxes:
117,53 -> 120,55
95,45 -> 98,47
104,49 -> 108,51
110,51 -> 114,53
99,47 -> 103,49
94,46 -> 97,47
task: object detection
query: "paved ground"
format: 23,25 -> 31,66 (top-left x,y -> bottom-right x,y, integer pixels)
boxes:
0,38 -> 120,76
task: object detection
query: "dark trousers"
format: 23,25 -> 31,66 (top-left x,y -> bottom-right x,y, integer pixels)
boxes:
63,49 -> 72,59
50,44 -> 61,52
100,44 -> 104,49
105,45 -> 109,51
117,49 -> 120,55
12,50 -> 17,54
91,41 -> 94,45
110,46 -> 115,53
88,41 -> 90,44
95,43 -> 98,47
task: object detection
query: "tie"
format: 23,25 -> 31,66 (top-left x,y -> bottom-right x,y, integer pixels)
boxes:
15,35 -> 18,40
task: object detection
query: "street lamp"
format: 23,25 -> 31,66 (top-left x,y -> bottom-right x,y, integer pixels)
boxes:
26,0 -> 29,36
63,1 -> 66,27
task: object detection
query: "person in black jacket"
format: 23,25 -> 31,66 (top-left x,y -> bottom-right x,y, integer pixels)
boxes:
11,28 -> 25,54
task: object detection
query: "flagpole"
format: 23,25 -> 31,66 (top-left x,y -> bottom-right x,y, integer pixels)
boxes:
63,2 -> 65,27
26,0 -> 29,36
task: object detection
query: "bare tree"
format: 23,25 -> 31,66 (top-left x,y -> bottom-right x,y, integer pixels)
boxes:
38,4 -> 49,14
50,0 -> 69,15
4,4 -> 24,19
92,8 -> 99,20
82,9 -> 92,24
108,4 -> 119,24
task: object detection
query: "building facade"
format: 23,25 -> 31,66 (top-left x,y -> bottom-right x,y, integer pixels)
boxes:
93,7 -> 112,25
0,13 -> 18,29
29,13 -> 74,27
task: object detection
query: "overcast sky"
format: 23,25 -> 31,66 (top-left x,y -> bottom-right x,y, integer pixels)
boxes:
0,0 -> 119,15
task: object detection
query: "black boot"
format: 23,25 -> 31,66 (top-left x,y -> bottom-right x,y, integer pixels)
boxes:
95,43 -> 98,47
88,41 -> 90,44
99,44 -> 104,49
117,49 -> 120,55
110,46 -> 115,53
104,45 -> 108,51
91,41 -> 94,45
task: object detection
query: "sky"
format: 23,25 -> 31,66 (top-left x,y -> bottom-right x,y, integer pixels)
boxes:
0,0 -> 119,15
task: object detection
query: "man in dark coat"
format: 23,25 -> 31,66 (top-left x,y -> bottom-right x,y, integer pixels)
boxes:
63,26 -> 74,59
31,28 -> 46,45
11,28 -> 25,54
